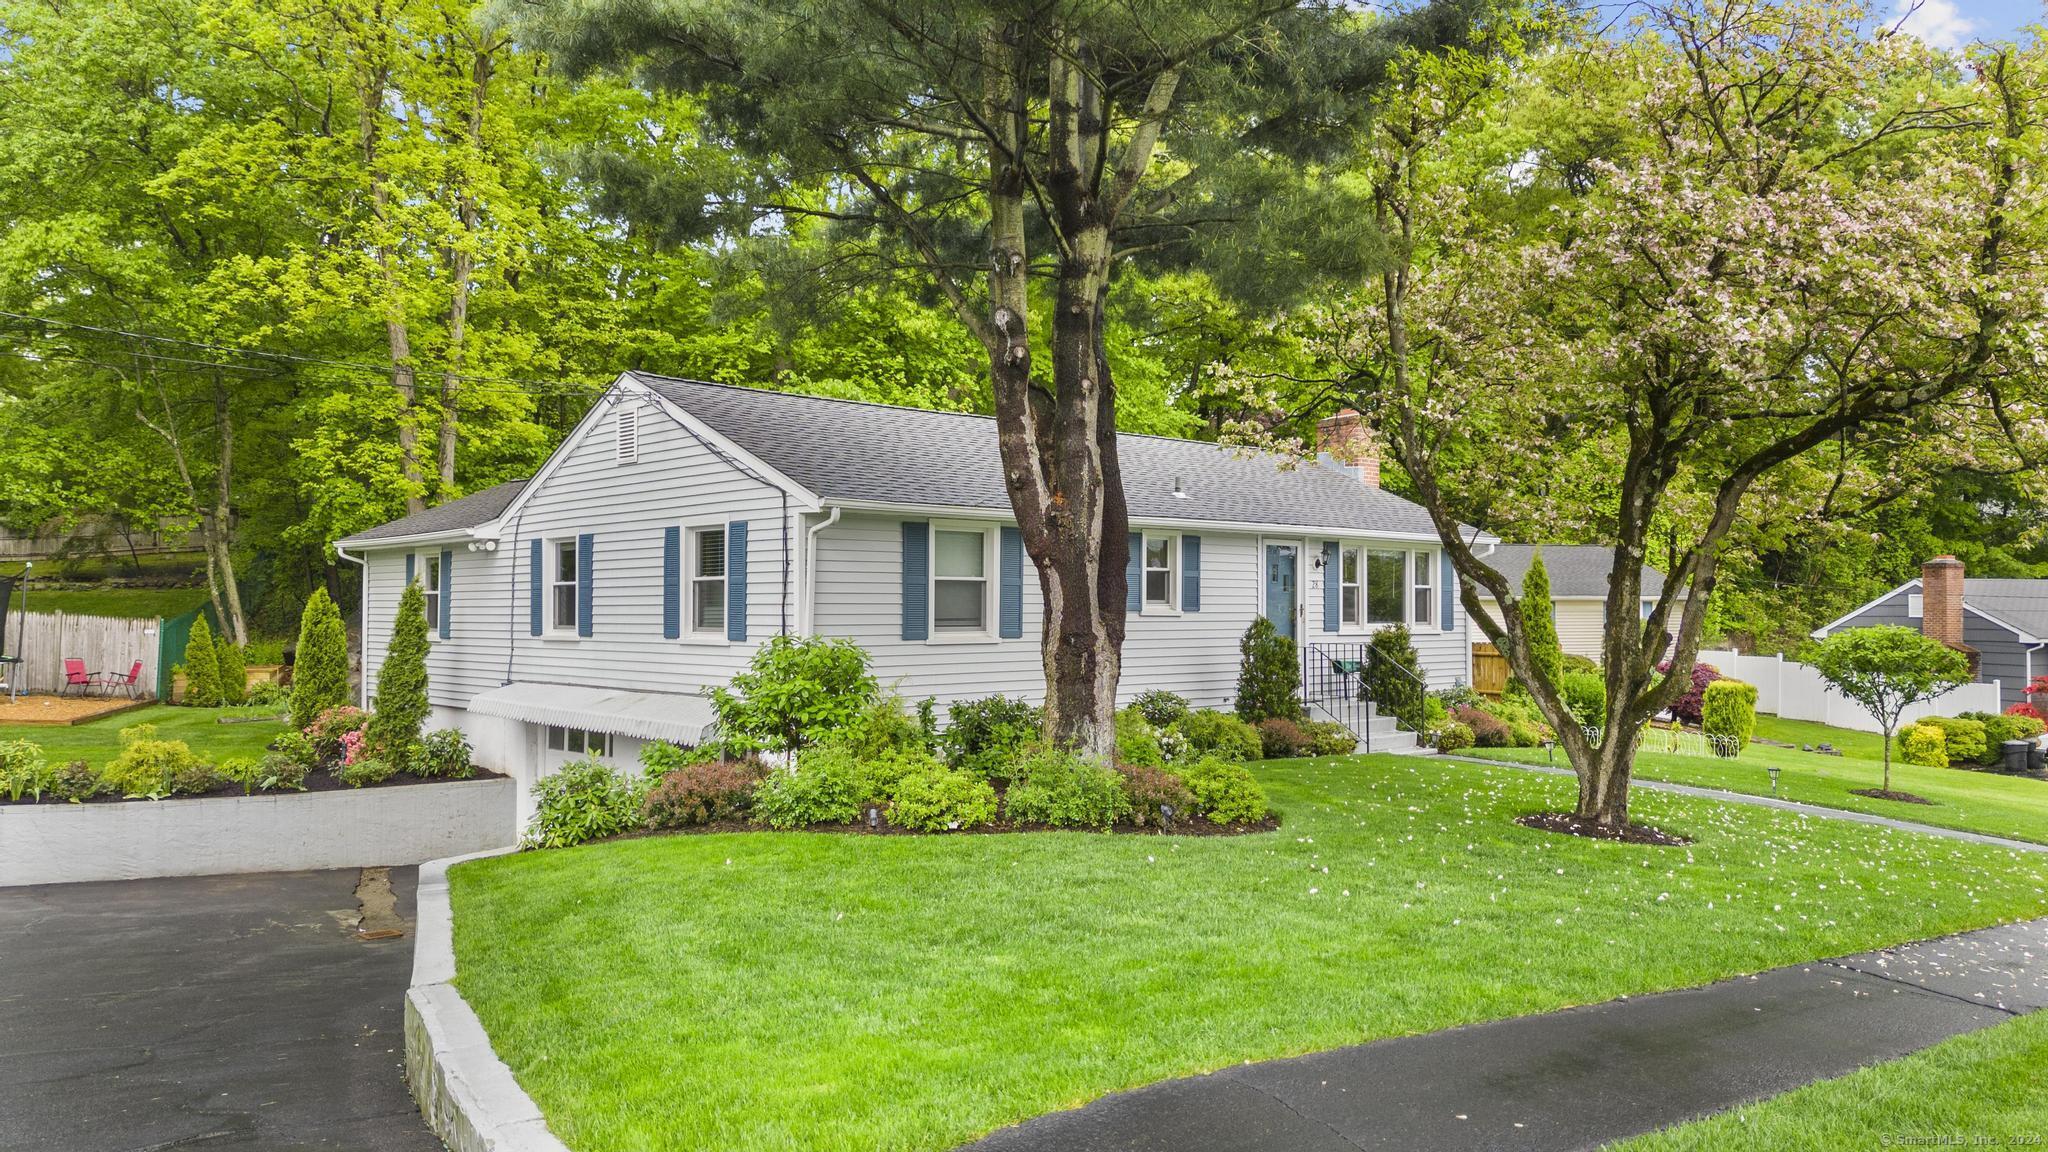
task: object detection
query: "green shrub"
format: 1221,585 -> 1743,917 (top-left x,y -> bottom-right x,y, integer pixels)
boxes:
850,746 -> 948,804
943,695 -> 1042,780
642,757 -> 769,828
337,757 -> 397,788
1432,721 -> 1475,752
832,694 -> 926,759
245,679 -> 289,708
1257,716 -> 1308,758
0,740 -> 50,802
1116,763 -> 1193,826
367,580 -> 432,763
1299,720 -> 1357,757
215,640 -> 248,706
1560,671 -> 1607,729
1363,624 -> 1425,732
1519,548 -> 1566,690
48,760 -> 110,802
1915,715 -> 1987,766
413,728 -> 477,779
291,587 -> 351,731
1003,747 -> 1128,830
750,754 -> 864,829
1131,690 -> 1190,729
1701,679 -> 1759,755
1114,708 -> 1165,768
710,635 -> 878,756
1179,757 -> 1271,825
1235,616 -> 1304,723
305,706 -> 370,766
272,730 -> 321,773
1173,709 -> 1263,762
1424,694 -> 1449,729
523,759 -> 645,849
888,768 -> 999,831
216,752 -> 309,793
182,616 -> 222,707
1561,653 -> 1600,676
1983,712 -> 2048,757
103,733 -> 205,798
1452,705 -> 1511,748
1898,723 -> 1948,768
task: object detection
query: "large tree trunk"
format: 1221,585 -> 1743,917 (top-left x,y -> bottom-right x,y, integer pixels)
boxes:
355,59 -> 425,515
209,379 -> 249,646
438,46 -> 494,496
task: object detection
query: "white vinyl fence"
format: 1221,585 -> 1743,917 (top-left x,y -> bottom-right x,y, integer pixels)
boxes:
5,611 -> 160,697
1698,649 -> 1998,734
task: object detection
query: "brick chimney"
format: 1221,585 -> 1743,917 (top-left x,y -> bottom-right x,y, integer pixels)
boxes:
1316,409 -> 1380,489
1921,555 -> 1965,649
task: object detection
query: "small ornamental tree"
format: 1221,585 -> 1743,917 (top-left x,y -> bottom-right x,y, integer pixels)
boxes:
291,587 -> 351,732
1518,549 -> 1564,692
181,617 -> 221,707
1807,626 -> 1972,794
368,581 -> 432,763
214,639 -> 247,706
1235,617 -> 1304,724
1700,679 -> 1757,755
709,636 -> 878,761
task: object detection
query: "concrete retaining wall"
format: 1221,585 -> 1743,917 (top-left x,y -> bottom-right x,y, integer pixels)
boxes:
0,776 -> 515,886
407,849 -> 569,1152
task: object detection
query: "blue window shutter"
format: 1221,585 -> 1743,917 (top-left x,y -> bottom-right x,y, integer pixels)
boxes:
661,527 -> 681,640
1322,541 -> 1341,632
726,520 -> 749,642
439,549 -> 453,640
404,552 -> 415,587
576,532 -> 594,637
901,522 -> 929,641
1126,532 -> 1142,613
1182,535 -> 1201,612
1439,551 -> 1454,632
998,527 -> 1023,638
528,540 -> 542,636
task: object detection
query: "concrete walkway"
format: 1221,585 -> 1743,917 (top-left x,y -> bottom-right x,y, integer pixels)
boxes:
0,869 -> 441,1152
965,918 -> 2048,1151
1447,753 -> 2048,854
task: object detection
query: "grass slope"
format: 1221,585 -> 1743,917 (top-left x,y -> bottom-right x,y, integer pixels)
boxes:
0,703 -> 287,767
1481,715 -> 2048,845
1614,1008 -> 2048,1150
450,756 -> 2048,1152
7,586 -> 211,619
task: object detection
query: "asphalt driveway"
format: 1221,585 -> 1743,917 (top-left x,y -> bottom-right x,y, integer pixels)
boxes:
0,869 -> 441,1151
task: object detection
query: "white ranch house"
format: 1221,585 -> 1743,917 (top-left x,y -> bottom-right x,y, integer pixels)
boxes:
337,377 -> 1498,817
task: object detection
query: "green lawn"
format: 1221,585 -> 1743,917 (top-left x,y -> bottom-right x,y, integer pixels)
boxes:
7,586 -> 210,619
450,755 -> 2048,1152
1613,1009 -> 2048,1150
1479,715 -> 2048,845
0,703 -> 287,767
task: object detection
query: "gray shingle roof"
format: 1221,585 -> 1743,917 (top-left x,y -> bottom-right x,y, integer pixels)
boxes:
632,374 -> 1446,537
1481,544 -> 1668,600
338,480 -> 527,545
1964,578 -> 2048,639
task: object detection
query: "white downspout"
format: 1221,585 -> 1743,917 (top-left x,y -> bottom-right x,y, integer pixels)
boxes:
332,541 -> 369,709
801,507 -> 842,636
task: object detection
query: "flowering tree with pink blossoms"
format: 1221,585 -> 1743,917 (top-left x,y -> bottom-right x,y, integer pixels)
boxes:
1290,0 -> 2048,829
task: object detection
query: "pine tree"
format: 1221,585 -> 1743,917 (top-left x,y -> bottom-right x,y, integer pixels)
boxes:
181,616 -> 222,707
1520,547 -> 1566,690
368,580 -> 432,762
291,587 -> 351,731
215,639 -> 247,706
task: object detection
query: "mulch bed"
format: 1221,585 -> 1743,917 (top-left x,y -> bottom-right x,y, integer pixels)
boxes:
1515,811 -> 1693,846
604,812 -> 1281,845
1849,788 -> 1935,805
0,766 -> 507,806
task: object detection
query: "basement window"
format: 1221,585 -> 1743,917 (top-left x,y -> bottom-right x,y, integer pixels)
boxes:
545,726 -> 611,758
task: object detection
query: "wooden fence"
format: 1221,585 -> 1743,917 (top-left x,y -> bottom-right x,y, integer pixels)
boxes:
1471,642 -> 1510,698
6,612 -> 160,697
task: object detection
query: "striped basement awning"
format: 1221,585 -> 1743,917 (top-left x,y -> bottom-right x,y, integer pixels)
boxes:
466,682 -> 717,746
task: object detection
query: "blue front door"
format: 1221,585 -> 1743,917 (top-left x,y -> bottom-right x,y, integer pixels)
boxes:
1265,543 -> 1298,639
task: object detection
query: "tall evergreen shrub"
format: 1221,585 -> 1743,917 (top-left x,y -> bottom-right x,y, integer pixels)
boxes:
181,617 -> 221,707
368,581 -> 431,762
1235,617 -> 1304,723
1519,548 -> 1565,690
215,639 -> 247,706
291,587 -> 350,731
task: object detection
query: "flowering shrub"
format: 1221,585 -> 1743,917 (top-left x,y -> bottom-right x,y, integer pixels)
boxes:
306,706 -> 370,765
340,729 -> 367,766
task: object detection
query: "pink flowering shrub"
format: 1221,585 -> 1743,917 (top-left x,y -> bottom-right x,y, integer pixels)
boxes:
339,729 -> 366,766
306,706 -> 370,766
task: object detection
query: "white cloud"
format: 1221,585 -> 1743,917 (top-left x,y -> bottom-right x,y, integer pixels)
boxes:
1894,0 -> 1977,50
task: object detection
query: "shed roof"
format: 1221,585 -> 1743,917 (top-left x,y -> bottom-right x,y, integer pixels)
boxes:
1962,578 -> 2048,640
1481,544 -> 1669,600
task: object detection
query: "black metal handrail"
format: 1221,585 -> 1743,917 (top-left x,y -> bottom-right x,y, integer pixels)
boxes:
1300,640 -> 1429,753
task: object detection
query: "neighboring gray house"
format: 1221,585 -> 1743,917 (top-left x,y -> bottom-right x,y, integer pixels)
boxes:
1812,555 -> 2043,711
1469,545 -> 1677,662
336,377 -> 1486,816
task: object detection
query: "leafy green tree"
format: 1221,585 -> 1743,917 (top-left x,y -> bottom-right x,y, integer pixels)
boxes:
709,636 -> 878,761
291,587 -> 351,731
1236,617 -> 1305,724
1518,549 -> 1564,692
181,617 -> 222,707
1807,627 -> 1972,795
215,640 -> 248,707
367,581 -> 431,762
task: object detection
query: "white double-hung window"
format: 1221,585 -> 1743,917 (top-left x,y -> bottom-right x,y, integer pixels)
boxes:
550,539 -> 578,633
691,526 -> 727,635
932,526 -> 990,634
420,553 -> 442,635
1340,546 -> 1362,625
1411,550 -> 1433,627
1366,547 -> 1407,624
1143,534 -> 1178,609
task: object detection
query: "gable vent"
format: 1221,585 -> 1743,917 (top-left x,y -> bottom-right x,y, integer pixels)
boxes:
616,404 -> 639,464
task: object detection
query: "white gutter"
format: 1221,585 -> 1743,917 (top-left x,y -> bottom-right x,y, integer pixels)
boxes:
331,540 -> 370,710
816,496 -> 1476,545
800,507 -> 843,635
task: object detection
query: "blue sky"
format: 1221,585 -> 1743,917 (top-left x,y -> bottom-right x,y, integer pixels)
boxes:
1891,0 -> 2042,45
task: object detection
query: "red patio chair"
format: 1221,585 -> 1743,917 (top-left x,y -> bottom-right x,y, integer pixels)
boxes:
61,658 -> 92,696
97,660 -> 143,699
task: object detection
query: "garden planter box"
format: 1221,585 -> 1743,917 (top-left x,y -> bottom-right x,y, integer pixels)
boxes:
0,776 -> 516,887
